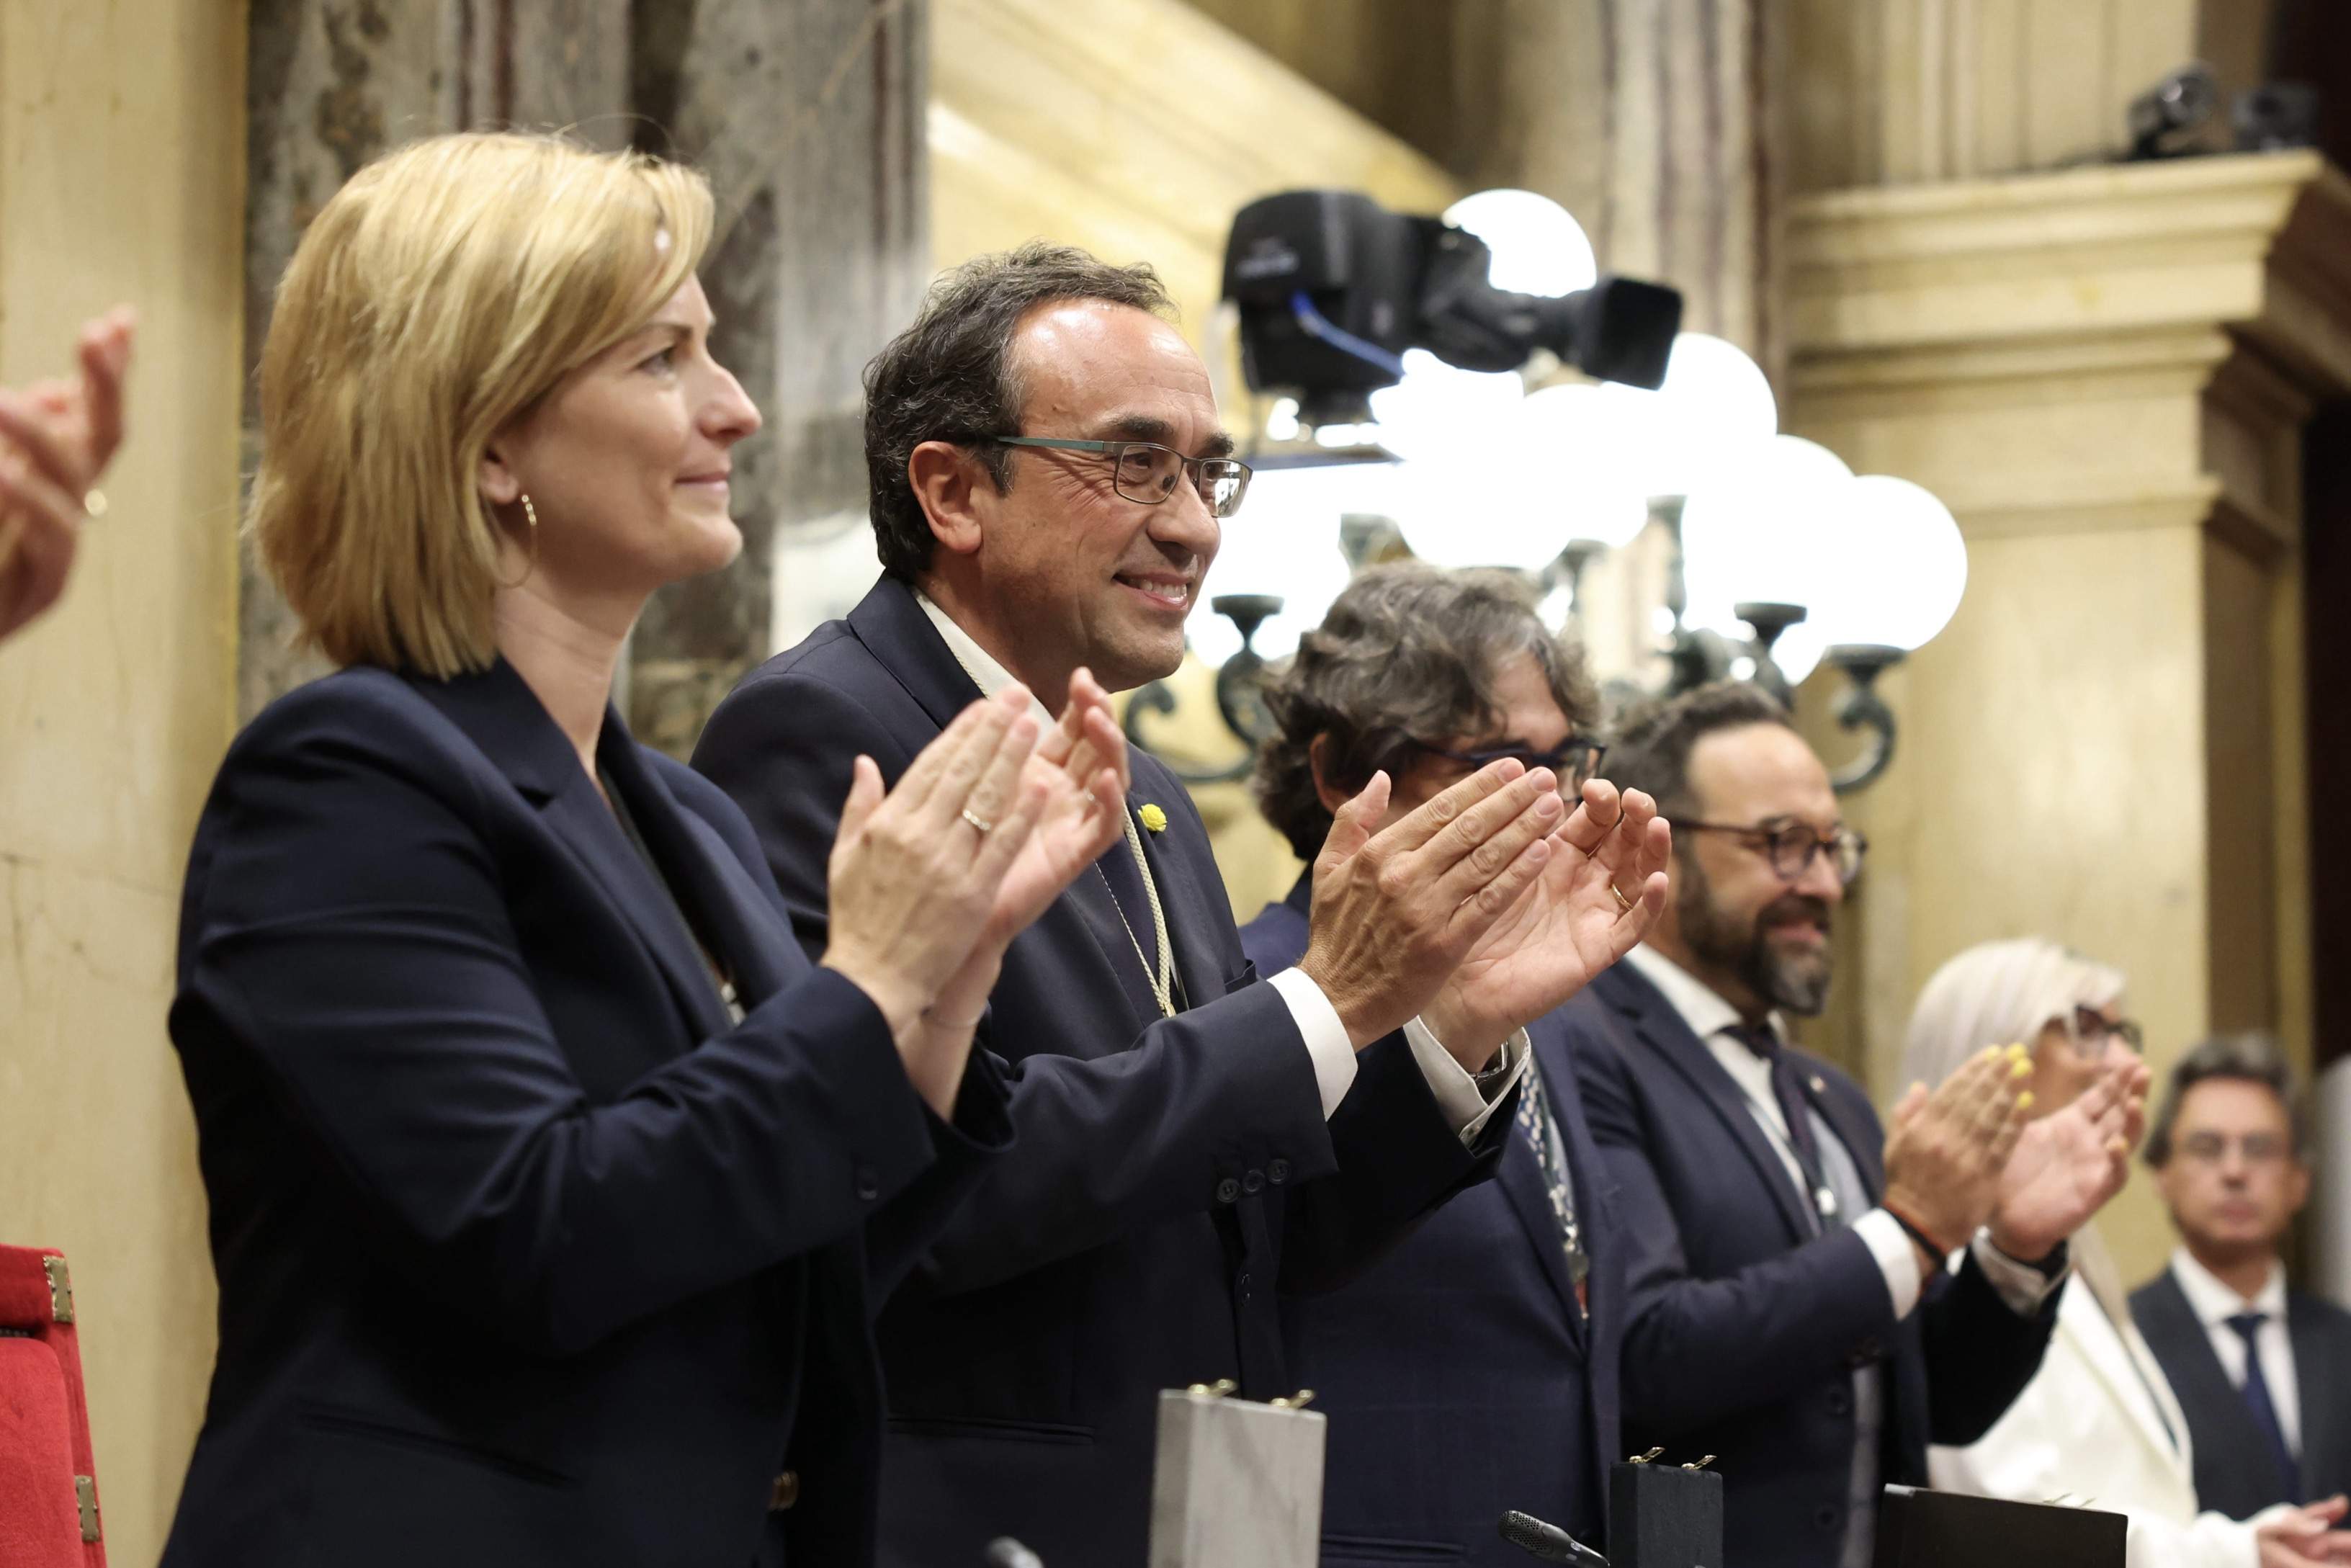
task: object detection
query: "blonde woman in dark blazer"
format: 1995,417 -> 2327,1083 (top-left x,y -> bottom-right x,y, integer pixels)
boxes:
163,132 -> 1125,1568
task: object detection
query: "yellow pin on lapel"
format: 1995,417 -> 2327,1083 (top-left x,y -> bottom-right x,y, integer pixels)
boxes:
1138,803 -> 1168,834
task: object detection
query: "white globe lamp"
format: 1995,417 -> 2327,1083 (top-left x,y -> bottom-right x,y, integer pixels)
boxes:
1442,189 -> 1598,298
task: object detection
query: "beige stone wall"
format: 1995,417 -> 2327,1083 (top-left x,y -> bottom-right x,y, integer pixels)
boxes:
1787,0 -> 2282,192
1783,153 -> 2350,1284
0,3 -> 247,1559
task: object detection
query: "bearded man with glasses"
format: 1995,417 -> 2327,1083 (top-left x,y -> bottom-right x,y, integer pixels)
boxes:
1560,681 -> 2142,1568
694,243 -> 1670,1567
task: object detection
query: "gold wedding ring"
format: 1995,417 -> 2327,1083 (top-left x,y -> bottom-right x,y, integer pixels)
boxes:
960,807 -> 995,835
82,488 -> 107,519
1608,883 -> 1634,912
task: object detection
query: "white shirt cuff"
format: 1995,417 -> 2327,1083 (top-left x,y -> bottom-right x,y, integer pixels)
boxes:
1404,1018 -> 1531,1144
1971,1231 -> 2069,1315
1853,1208 -> 1925,1319
1268,967 -> 1357,1119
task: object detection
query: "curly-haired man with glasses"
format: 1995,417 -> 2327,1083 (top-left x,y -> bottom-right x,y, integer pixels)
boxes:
1242,563 -> 1618,1566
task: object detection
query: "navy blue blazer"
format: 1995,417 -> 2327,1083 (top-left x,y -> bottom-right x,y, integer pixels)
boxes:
161,660 -> 1011,1568
1562,962 -> 2059,1568
1243,874 -> 1622,1568
2131,1267 -> 2351,1518
692,575 -> 1511,1567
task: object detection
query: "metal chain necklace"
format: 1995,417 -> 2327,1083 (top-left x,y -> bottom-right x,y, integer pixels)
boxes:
1101,810 -> 1177,1018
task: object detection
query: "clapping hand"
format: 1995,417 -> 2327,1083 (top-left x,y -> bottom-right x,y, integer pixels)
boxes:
0,307 -> 133,644
989,666 -> 1128,945
2257,1496 -> 2351,1567
1421,779 -> 1672,1067
1882,1047 -> 2032,1259
1987,1051 -> 2151,1263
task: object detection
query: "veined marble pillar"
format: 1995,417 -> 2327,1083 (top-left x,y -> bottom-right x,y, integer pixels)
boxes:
1783,151 -> 2351,1283
625,0 -> 930,758
240,0 -> 631,720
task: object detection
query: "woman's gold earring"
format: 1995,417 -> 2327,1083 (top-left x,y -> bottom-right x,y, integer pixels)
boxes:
495,493 -> 541,589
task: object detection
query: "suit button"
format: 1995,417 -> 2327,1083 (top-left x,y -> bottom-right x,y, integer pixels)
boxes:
769,1470 -> 800,1511
1827,1387 -> 1853,1416
1242,1168 -> 1266,1195
1214,1177 -> 1240,1204
1812,1505 -> 1839,1532
854,1166 -> 880,1202
1267,1158 -> 1290,1185
1850,1338 -> 1883,1366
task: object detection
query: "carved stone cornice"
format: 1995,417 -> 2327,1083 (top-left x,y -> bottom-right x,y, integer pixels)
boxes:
1783,151 -> 2351,550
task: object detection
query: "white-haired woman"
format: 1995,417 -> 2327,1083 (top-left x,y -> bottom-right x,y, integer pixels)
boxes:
1904,938 -> 2351,1568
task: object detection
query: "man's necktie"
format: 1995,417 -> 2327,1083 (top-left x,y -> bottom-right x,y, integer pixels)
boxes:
1513,1057 -> 1589,1315
1729,1022 -> 1825,1179
2227,1311 -> 2303,1499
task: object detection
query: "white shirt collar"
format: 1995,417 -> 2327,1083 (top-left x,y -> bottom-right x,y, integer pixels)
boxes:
2170,1245 -> 2288,1324
913,587 -> 1055,728
1620,944 -> 1783,1047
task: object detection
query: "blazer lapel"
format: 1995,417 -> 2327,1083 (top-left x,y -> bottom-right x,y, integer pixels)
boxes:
2069,1291 -> 2194,1482
406,663 -> 731,1044
2290,1296 -> 2342,1479
846,578 -> 1170,1035
1127,782 -> 1231,1011
597,732 -> 805,1012
1799,1065 -> 1886,1201
1600,967 -> 1816,1243
1490,1038 -> 1592,1339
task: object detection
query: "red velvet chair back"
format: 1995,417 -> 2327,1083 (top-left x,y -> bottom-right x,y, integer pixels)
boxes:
0,1247 -> 104,1568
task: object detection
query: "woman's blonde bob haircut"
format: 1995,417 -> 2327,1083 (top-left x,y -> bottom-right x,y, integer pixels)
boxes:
251,131 -> 715,678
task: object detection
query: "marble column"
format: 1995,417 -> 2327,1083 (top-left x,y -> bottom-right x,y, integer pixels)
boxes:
240,0 -> 631,720
624,0 -> 931,758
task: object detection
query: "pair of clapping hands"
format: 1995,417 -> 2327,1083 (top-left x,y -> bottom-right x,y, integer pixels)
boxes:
824,678 -> 1673,1119
0,308 -> 134,645
1882,1042 -> 2152,1275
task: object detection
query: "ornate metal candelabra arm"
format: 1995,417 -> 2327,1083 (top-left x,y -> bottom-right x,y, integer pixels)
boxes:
1734,601 -> 1807,709
1824,644 -> 1904,794
1122,594 -> 1286,784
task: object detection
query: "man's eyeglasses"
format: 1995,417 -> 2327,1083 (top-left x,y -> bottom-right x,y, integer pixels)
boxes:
2065,1003 -> 2144,1059
993,436 -> 1253,519
2176,1130 -> 2293,1168
1417,738 -> 1608,794
1679,817 -> 1868,885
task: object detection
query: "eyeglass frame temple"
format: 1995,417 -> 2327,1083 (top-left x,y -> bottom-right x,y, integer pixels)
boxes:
988,435 -> 1251,512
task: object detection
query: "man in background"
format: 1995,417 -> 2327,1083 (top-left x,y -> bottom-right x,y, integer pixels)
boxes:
2134,1033 -> 2351,1518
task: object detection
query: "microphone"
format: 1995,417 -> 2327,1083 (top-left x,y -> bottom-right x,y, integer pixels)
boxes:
985,1538 -> 1045,1568
1499,1510 -> 1610,1566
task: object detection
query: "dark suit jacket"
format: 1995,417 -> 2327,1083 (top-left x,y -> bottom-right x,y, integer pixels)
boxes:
1243,874 -> 1621,1568
161,660 -> 1011,1568
2130,1266 -> 2351,1518
692,575 -> 1511,1567
1563,962 -> 2059,1568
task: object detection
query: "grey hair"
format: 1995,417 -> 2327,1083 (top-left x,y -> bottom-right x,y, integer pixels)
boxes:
2144,1031 -> 2310,1166
1898,937 -> 2128,1092
1253,563 -> 1601,864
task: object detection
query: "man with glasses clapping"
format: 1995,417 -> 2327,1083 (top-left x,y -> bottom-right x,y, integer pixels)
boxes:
694,243 -> 1672,1567
1559,682 -> 2144,1568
